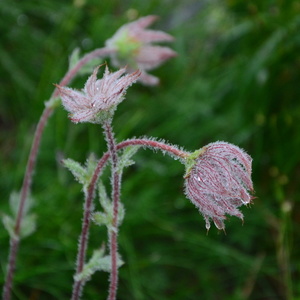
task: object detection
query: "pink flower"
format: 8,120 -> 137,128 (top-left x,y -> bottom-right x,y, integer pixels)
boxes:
105,15 -> 177,86
56,65 -> 141,124
184,142 -> 254,230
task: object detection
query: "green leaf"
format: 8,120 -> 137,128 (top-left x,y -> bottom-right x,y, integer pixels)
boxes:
118,202 -> 125,227
1,213 -> 36,240
1,191 -> 37,239
63,154 -> 98,187
98,180 -> 112,213
1,214 -> 17,239
85,153 -> 98,181
117,145 -> 140,173
9,191 -> 34,218
92,211 -> 111,227
20,213 -> 37,238
96,181 -> 125,228
63,158 -> 87,185
74,247 -> 124,282
68,47 -> 103,77
68,48 -> 80,71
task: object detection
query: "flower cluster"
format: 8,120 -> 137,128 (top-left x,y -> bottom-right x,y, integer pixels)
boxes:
105,15 -> 177,86
56,65 -> 141,124
184,142 -> 254,230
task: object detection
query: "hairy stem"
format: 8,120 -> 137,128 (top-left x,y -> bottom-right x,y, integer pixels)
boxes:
103,122 -> 120,300
70,138 -> 188,299
71,154 -> 109,300
2,107 -> 53,300
3,47 -> 114,300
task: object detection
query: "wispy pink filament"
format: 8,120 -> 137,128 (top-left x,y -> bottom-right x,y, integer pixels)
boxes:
185,142 -> 254,230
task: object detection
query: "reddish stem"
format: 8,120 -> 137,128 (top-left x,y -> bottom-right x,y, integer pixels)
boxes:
71,138 -> 188,300
2,107 -> 53,300
71,152 -> 110,300
3,47 -> 114,300
118,139 -> 188,160
103,122 -> 120,300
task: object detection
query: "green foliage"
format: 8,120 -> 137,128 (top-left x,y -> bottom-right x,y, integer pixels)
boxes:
117,145 -> 140,174
68,48 -> 103,77
1,191 -> 36,240
63,153 -> 98,188
74,246 -> 124,282
93,181 -> 125,229
1,0 -> 300,299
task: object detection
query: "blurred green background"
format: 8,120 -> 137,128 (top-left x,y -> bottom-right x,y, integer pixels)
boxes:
1,0 -> 300,299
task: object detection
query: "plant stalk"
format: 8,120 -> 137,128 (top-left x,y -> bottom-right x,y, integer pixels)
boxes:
103,121 -> 120,300
70,137 -> 188,299
3,47 -> 114,300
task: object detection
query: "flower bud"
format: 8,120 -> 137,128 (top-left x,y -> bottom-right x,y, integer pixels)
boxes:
184,142 -> 254,230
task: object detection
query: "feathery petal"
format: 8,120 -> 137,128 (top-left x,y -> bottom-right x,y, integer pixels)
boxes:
127,15 -> 158,30
105,15 -> 177,86
136,46 -> 177,70
56,65 -> 141,123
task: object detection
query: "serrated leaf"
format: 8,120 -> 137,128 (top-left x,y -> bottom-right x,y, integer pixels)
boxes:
92,211 -> 111,227
63,158 -> 87,185
63,154 -> 98,188
20,214 -> 37,238
85,153 -> 98,180
2,214 -> 17,239
2,212 -> 37,240
97,254 -> 124,272
97,181 -> 125,228
98,181 -> 112,213
118,202 -> 125,226
9,191 -> 34,218
117,145 -> 140,173
74,248 -> 124,282
74,247 -> 105,282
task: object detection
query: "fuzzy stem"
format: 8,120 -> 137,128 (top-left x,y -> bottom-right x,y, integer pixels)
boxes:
70,138 -> 188,299
71,155 -> 109,300
2,106 -> 53,300
3,47 -> 114,300
118,138 -> 189,161
103,121 -> 120,300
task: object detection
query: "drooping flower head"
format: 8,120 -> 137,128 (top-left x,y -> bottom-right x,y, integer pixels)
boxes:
184,142 -> 254,231
56,65 -> 141,124
105,15 -> 177,86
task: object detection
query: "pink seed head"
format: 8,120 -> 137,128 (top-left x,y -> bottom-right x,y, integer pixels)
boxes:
184,141 -> 254,231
